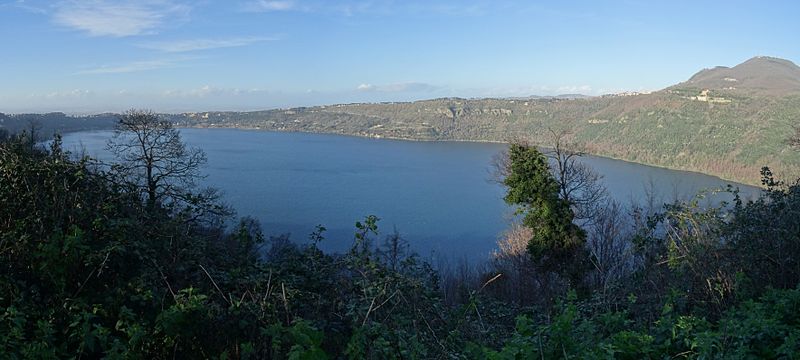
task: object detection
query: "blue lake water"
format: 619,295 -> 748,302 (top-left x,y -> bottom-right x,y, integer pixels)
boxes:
60,129 -> 760,260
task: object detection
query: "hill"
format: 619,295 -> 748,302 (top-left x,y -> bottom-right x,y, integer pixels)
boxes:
0,112 -> 117,138
169,57 -> 800,185
4,57 -> 799,186
674,56 -> 800,96
5,119 -> 800,358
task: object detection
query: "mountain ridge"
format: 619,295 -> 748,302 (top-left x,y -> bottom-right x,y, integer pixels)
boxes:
674,56 -> 800,96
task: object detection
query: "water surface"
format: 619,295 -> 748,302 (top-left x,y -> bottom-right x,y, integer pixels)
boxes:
61,129 -> 760,259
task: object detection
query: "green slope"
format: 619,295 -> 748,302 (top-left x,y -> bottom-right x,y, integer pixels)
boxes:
174,88 -> 800,186
5,57 -> 799,186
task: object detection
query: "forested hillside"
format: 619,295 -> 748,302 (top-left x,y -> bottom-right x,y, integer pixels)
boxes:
171,57 -> 800,185
3,57 -> 799,185
0,112 -> 117,137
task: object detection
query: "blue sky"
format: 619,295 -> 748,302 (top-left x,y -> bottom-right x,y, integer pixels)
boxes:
1,0 -> 798,113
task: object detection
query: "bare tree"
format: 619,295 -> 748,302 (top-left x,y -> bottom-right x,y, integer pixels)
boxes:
107,109 -> 210,212
490,129 -> 608,224
21,119 -> 43,151
586,200 -> 635,294
490,222 -> 538,303
378,227 -> 409,272
542,128 -> 608,223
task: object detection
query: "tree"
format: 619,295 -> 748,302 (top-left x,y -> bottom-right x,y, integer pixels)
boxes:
25,119 -> 42,152
107,109 -> 209,212
502,142 -> 589,290
490,222 -> 538,305
542,128 -> 608,224
585,200 -> 634,296
491,129 -> 608,225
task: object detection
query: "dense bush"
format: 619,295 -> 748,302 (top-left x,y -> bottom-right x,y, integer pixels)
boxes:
479,287 -> 800,359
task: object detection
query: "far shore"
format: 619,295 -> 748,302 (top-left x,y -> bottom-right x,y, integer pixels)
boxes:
175,125 -> 765,189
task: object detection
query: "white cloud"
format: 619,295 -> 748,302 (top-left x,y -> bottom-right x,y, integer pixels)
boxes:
239,1 -> 493,17
188,84 -> 217,97
1,0 -> 48,14
456,84 -> 600,98
162,85 -> 267,98
243,0 -> 295,12
240,1 -> 392,15
408,3 -> 487,17
356,82 -> 440,93
76,59 -> 179,74
53,0 -> 190,37
139,36 -> 278,52
472,85 -> 550,97
556,85 -> 592,94
43,89 -> 93,98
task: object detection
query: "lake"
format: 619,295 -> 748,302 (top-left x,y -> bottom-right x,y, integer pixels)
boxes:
60,129 -> 761,260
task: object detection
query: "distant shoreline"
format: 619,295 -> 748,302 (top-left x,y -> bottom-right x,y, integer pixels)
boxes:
52,124 -> 766,189
176,125 -> 762,189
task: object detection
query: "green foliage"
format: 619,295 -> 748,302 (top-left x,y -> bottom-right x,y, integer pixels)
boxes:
10,86 -> 800,186
3,128 -> 800,358
161,92 -> 800,186
503,143 -> 588,288
482,288 -> 800,359
726,167 -> 800,291
0,136 -> 469,357
0,136 -> 337,358
261,321 -> 328,360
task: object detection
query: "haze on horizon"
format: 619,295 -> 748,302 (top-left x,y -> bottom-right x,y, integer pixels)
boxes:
1,0 -> 798,114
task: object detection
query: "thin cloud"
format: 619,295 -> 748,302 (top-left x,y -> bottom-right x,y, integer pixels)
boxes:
1,0 -> 48,14
408,2 -> 488,17
242,0 -> 295,12
457,84 -> 599,98
163,85 -> 268,98
356,82 -> 441,93
336,2 -> 388,16
240,1 -> 394,16
43,89 -> 93,98
556,85 -> 592,94
53,0 -> 191,37
240,1 -> 493,17
139,36 -> 278,52
76,59 -> 180,74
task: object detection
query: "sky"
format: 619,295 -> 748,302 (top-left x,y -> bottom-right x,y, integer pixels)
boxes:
1,0 -> 798,114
